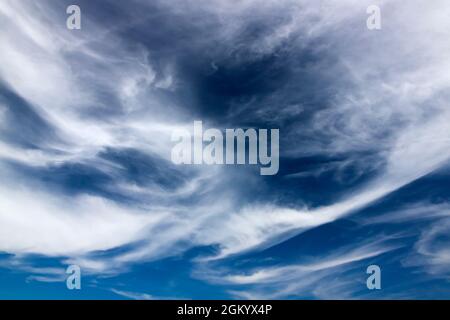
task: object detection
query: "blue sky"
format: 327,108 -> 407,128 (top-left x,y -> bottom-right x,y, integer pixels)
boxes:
1,0 -> 450,299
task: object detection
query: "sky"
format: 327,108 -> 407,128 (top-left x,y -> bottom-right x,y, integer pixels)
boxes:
1,0 -> 450,299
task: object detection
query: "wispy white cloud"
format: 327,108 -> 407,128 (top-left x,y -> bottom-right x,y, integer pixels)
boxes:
110,289 -> 155,300
196,237 -> 400,299
405,218 -> 450,280
0,184 -> 163,256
